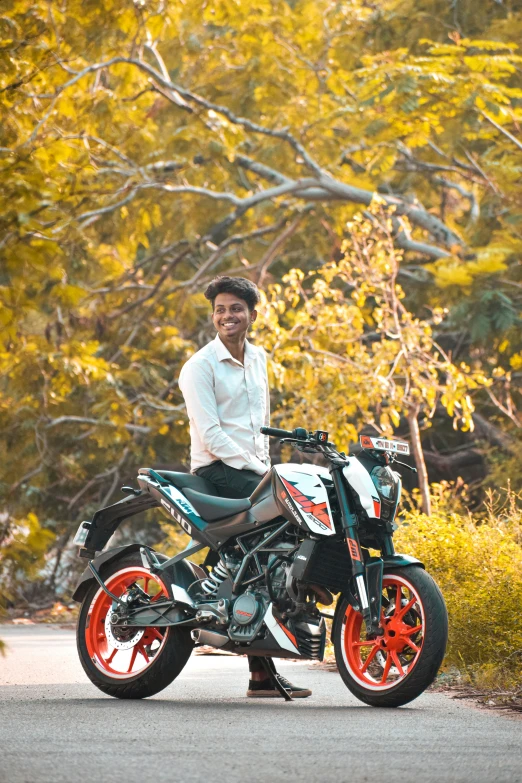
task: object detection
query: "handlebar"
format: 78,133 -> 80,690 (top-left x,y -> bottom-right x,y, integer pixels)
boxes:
260,426 -> 298,439
260,425 -> 337,452
261,425 -> 408,463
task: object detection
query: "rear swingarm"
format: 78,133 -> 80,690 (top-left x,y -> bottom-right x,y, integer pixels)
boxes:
109,601 -> 199,629
84,554 -> 200,629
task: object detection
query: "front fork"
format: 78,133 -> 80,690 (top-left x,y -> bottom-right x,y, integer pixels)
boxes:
330,463 -> 386,637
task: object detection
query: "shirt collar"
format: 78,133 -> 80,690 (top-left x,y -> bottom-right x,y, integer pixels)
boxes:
214,334 -> 255,368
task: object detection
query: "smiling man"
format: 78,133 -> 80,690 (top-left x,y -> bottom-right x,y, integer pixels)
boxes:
178,275 -> 311,699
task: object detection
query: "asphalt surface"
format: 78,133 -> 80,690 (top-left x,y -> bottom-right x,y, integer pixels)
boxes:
0,625 -> 520,783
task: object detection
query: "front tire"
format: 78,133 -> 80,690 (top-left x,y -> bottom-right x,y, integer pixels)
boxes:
77,552 -> 194,699
334,567 -> 448,708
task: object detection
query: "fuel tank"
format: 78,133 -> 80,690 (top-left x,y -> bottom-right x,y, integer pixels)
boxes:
251,464 -> 336,537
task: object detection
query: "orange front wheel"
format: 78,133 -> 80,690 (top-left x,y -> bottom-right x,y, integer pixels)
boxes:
334,566 -> 447,708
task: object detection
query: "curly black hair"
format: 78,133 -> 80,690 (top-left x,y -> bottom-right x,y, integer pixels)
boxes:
204,276 -> 260,311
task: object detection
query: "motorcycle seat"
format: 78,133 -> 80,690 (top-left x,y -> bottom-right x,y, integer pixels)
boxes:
141,469 -> 219,497
182,488 -> 252,522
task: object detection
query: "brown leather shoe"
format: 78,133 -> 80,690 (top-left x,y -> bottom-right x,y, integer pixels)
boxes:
247,675 -> 312,698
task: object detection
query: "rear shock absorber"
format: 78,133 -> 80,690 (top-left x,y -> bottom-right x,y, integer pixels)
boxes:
201,561 -> 229,596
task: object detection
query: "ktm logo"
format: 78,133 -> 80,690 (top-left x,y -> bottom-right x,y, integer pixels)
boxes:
280,478 -> 332,530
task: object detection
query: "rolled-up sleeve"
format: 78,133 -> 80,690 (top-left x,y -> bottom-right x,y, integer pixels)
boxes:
179,360 -> 267,475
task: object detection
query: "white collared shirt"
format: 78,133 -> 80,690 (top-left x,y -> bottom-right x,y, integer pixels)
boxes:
178,335 -> 270,475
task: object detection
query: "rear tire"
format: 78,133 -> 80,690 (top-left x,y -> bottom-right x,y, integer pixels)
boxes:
334,566 -> 447,708
77,552 -> 194,699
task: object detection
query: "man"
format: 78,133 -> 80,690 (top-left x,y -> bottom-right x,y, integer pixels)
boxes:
178,275 -> 311,699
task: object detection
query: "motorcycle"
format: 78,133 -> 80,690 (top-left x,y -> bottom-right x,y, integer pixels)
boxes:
72,426 -> 448,707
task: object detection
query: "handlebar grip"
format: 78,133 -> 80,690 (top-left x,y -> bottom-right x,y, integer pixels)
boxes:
260,426 -> 295,439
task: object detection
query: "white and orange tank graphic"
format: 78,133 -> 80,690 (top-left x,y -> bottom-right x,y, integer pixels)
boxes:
273,464 -> 335,536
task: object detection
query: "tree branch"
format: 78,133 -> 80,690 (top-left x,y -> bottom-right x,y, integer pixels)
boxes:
45,416 -> 151,433
144,42 -> 193,111
235,155 -> 290,185
109,246 -> 190,319
24,54 -> 464,257
481,111 -> 522,153
472,412 -> 516,453
73,189 -> 140,230
317,177 -> 463,249
432,176 -> 480,223
23,55 -> 324,175
162,217 -> 291,296
463,149 -> 502,197
424,447 -> 484,475
485,387 -> 520,428
257,213 -> 307,286
392,217 -> 450,260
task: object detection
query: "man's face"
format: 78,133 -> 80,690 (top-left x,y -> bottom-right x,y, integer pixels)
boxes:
212,292 -> 257,340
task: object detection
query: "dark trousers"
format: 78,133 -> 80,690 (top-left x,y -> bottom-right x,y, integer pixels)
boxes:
196,460 -> 267,675
196,460 -> 262,499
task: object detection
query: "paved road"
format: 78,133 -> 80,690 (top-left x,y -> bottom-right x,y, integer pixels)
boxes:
0,625 -> 520,783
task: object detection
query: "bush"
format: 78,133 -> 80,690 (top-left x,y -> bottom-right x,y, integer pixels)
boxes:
395,488 -> 522,683
0,512 -> 55,607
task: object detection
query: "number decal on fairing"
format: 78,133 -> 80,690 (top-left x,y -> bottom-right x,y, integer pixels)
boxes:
160,498 -> 192,534
140,475 -> 197,535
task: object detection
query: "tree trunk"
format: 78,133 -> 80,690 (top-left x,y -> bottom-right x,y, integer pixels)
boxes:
407,406 -> 431,516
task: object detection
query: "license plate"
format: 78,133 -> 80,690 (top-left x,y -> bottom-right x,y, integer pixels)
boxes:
360,435 -> 410,455
73,521 -> 91,546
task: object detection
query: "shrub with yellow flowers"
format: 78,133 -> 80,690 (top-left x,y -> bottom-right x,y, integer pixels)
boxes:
396,487 -> 522,686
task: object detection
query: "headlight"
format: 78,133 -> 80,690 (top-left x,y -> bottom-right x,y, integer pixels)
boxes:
370,465 -> 398,503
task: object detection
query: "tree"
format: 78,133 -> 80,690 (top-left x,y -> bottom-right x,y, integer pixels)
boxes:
258,203 -> 485,513
0,0 -> 520,596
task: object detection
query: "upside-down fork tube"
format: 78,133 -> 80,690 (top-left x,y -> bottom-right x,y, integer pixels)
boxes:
365,558 -> 384,628
330,463 -> 381,636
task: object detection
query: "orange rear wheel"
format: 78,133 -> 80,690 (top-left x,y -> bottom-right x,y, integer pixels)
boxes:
85,566 -> 169,679
77,552 -> 194,699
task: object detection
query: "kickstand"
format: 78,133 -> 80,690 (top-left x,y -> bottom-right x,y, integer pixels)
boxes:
260,658 -> 293,702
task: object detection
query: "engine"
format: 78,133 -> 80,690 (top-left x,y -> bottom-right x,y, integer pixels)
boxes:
198,539 -> 296,607
191,532 -> 327,658
228,590 -> 267,643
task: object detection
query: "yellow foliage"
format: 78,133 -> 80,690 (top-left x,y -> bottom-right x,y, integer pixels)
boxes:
158,520 -> 207,566
0,513 -> 55,604
256,206 -> 484,443
0,0 -> 520,612
431,249 -> 509,289
396,491 -> 522,673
